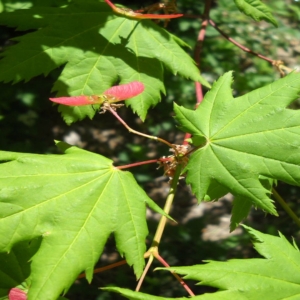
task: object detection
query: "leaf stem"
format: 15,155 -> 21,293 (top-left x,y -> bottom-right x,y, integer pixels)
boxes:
272,188 -> 300,228
108,107 -> 177,151
104,0 -> 115,10
155,253 -> 195,296
116,159 -> 160,170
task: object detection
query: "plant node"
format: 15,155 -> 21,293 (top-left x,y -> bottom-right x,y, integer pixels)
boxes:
157,144 -> 190,181
99,102 -> 124,114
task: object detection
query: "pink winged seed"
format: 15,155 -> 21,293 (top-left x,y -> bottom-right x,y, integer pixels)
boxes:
49,95 -> 99,106
103,81 -> 145,101
49,82 -> 144,106
8,288 -> 27,300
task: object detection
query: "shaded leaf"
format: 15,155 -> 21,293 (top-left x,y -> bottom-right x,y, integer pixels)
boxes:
0,239 -> 40,299
0,1 -> 208,123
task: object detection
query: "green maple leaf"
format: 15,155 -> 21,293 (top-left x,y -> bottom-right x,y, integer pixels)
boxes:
0,142 -> 166,300
174,71 -> 300,220
163,225 -> 300,299
0,0 -> 208,124
234,0 -> 278,27
105,226 -> 300,299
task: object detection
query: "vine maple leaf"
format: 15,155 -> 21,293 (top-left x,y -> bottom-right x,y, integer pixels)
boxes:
0,1 -> 208,124
234,0 -> 278,27
174,72 -> 300,225
0,142 -> 166,300
105,226 -> 300,299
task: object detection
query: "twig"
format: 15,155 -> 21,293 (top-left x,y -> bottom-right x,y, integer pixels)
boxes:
155,253 -> 195,296
209,19 -> 274,64
136,166 -> 187,293
183,0 -> 212,145
194,0 -> 212,105
135,255 -> 154,292
108,106 -> 177,152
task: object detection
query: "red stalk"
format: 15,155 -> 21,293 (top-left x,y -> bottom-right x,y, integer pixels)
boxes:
104,0 -> 183,20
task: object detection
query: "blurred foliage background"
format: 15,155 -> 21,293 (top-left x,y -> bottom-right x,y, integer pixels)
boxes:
0,0 -> 300,299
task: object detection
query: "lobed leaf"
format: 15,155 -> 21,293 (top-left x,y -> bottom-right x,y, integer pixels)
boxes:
234,0 -> 278,27
0,1 -> 208,123
174,72 -> 300,219
0,142 -> 165,300
164,226 -> 300,299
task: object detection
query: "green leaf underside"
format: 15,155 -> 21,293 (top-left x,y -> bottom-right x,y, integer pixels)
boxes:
0,142 -> 164,300
0,1 -> 208,124
174,72 -> 300,216
234,0 -> 278,27
164,226 -> 300,300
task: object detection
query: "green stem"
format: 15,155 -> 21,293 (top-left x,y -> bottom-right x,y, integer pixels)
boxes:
135,167 -> 182,291
272,187 -> 300,228
151,165 -> 181,246
135,255 -> 154,292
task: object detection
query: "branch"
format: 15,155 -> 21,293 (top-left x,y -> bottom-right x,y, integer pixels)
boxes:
209,19 -> 274,64
194,0 -> 212,105
183,0 -> 212,145
155,253 -> 195,296
108,106 -> 177,152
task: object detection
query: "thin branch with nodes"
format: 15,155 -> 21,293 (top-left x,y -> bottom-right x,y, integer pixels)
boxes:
209,19 -> 295,76
194,0 -> 212,106
108,106 -> 178,153
209,19 -> 274,63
